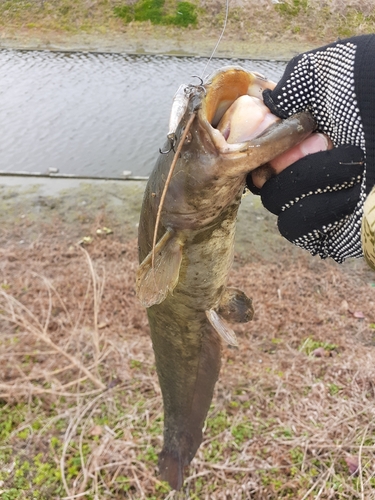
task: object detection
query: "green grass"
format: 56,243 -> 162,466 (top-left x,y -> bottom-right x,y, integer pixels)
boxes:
0,391 -> 166,499
299,336 -> 338,355
275,0 -> 308,17
113,0 -> 197,27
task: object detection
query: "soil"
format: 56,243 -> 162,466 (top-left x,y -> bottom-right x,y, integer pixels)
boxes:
2,176 -> 375,497
0,174 -> 373,299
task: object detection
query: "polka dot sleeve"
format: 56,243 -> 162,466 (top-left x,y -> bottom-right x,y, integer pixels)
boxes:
262,35 -> 375,263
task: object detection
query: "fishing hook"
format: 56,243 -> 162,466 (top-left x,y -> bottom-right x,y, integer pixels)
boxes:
159,133 -> 177,155
189,75 -> 207,95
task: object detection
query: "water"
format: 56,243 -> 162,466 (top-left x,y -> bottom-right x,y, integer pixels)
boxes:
0,49 -> 286,178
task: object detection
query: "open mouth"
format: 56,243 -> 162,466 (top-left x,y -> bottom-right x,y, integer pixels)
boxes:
197,67 -> 331,189
199,66 -> 279,152
215,94 -> 280,144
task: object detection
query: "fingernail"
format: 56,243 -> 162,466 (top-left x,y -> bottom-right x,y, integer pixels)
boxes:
300,133 -> 329,156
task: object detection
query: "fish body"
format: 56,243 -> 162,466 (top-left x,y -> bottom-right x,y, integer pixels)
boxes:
137,66 -> 315,490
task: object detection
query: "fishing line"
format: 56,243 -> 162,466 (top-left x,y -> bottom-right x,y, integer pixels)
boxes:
152,111 -> 197,270
200,0 -> 230,81
151,0 -> 230,268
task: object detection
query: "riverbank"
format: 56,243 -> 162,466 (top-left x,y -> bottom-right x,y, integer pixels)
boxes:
0,0 -> 374,60
0,25 -> 317,60
1,175 -> 375,498
2,2 -> 375,497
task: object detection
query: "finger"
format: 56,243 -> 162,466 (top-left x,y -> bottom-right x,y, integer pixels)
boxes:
277,184 -> 362,242
260,145 -> 364,215
251,133 -> 332,190
269,133 -> 332,173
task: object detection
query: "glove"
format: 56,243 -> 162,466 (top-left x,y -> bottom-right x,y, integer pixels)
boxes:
258,145 -> 365,259
251,34 -> 375,263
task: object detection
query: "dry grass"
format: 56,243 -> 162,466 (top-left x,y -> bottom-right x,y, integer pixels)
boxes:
0,0 -> 374,47
1,216 -> 375,498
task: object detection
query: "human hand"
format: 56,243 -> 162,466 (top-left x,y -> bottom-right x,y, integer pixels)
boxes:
249,34 -> 375,263
252,145 -> 364,259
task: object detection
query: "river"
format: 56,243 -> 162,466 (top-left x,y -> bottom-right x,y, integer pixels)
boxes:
0,49 -> 286,178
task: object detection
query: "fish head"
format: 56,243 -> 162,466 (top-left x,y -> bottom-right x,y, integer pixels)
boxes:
197,65 -> 316,170
146,66 -> 315,233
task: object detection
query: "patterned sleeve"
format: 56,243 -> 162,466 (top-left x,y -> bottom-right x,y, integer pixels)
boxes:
262,35 -> 375,263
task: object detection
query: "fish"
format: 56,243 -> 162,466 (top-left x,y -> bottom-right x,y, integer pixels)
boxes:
136,66 -> 316,490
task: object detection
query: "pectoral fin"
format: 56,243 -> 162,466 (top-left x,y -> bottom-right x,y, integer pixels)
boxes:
206,309 -> 238,347
218,287 -> 254,323
136,230 -> 183,308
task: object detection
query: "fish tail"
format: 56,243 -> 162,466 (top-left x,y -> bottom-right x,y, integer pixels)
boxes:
157,331 -> 222,490
158,448 -> 187,491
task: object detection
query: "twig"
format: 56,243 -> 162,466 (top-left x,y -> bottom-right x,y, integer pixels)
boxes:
79,246 -> 104,366
358,425 -> 369,499
299,468 -> 331,500
0,383 -> 103,399
60,392 -> 107,496
0,290 -> 105,390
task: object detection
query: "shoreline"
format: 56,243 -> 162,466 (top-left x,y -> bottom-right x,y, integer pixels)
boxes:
0,1 -> 373,61
0,28 -> 319,60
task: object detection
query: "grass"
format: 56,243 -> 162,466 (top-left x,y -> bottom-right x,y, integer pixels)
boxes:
1,194 -> 375,498
113,0 -> 197,27
0,0 -> 374,45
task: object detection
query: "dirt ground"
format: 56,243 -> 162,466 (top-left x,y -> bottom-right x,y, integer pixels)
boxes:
0,25 -> 316,60
0,0 -> 365,61
1,176 -> 375,498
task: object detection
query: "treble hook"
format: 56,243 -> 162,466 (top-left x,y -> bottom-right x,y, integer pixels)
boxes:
159,133 -> 177,155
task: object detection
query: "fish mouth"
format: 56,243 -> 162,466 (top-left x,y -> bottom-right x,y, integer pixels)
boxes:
199,66 -> 280,154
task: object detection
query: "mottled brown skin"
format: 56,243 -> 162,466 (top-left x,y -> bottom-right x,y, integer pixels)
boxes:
137,67 -> 316,490
139,183 -> 241,489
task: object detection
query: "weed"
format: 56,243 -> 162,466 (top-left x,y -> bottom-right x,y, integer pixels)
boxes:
130,358 -> 143,369
328,383 -> 342,396
113,4 -> 133,23
169,1 -> 197,27
299,336 -> 338,355
208,410 -> 228,434
290,446 -> 304,465
113,0 -> 197,27
134,0 -> 164,23
275,0 -> 308,17
0,402 -> 28,440
231,422 -> 254,445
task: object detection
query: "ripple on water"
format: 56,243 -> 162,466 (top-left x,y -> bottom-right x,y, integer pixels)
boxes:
0,50 -> 286,177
